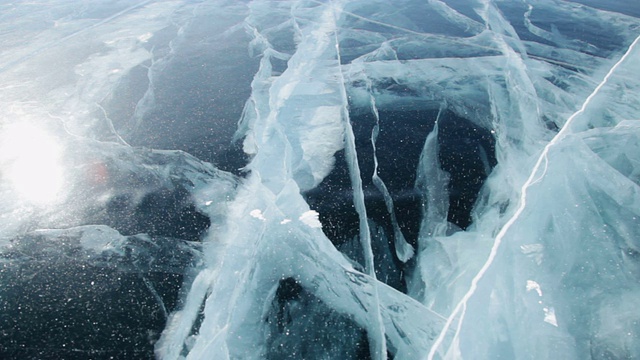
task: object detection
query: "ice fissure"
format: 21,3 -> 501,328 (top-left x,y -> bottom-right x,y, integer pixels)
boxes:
1,0 -> 640,359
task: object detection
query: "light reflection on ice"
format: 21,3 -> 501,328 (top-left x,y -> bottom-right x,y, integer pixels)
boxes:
0,122 -> 64,204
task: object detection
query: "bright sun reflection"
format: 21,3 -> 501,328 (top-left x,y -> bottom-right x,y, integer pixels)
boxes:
0,123 -> 64,204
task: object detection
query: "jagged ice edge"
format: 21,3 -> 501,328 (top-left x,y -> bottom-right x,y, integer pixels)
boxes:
426,33 -> 640,360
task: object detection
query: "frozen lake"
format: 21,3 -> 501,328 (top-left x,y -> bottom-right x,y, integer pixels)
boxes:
1,1 -> 639,359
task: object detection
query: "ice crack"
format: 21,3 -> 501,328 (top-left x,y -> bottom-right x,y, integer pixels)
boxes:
427,32 -> 640,360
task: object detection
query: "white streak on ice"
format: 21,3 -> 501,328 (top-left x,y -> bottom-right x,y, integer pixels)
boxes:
331,1 -> 387,358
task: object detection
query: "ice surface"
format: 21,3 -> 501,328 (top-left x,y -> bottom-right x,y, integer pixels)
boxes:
1,0 -> 640,359
0,224 -> 202,358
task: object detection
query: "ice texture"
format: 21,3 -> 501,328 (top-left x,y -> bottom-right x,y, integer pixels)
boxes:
0,224 -> 203,358
1,0 -> 640,359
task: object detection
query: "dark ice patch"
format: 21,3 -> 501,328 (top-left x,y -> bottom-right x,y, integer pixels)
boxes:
265,278 -> 372,360
106,186 -> 210,242
437,111 -> 497,230
0,229 -> 201,360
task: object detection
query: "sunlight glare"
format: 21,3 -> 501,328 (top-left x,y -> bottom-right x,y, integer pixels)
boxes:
0,123 -> 65,204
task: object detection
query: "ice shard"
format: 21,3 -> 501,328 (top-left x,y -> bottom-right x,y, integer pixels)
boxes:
1,0 -> 639,359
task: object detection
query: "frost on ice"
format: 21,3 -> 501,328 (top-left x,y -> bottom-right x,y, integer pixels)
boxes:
1,0 -> 640,359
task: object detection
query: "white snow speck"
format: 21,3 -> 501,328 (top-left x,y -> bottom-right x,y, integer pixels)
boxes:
250,209 -> 266,221
299,210 -> 322,228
